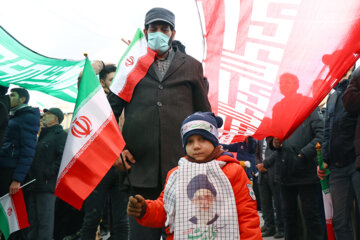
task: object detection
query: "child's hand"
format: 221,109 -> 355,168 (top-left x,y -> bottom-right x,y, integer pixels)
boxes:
127,194 -> 147,218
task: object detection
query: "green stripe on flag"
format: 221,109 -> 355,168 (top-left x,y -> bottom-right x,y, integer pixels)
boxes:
0,204 -> 10,240
73,58 -> 102,117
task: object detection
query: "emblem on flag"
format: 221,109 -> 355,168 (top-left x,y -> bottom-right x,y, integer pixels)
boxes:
110,28 -> 156,102
55,57 -> 125,210
125,56 -> 135,67
0,188 -> 30,240
7,207 -> 12,216
71,116 -> 92,138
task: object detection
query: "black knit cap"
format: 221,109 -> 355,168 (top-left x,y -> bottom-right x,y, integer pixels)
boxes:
44,108 -> 64,124
180,112 -> 223,148
145,7 -> 175,29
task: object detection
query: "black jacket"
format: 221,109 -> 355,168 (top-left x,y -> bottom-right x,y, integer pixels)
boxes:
257,138 -> 277,184
0,105 -> 40,182
27,124 -> 67,192
0,94 -> 10,145
272,108 -> 324,185
108,49 -> 211,188
342,67 -> 360,170
323,80 -> 357,168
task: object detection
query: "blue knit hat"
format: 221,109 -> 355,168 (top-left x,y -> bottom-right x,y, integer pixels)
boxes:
180,112 -> 223,148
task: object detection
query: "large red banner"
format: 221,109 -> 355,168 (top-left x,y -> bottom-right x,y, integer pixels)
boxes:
196,0 -> 360,143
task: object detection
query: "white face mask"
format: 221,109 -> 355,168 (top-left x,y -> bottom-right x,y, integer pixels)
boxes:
147,32 -> 171,54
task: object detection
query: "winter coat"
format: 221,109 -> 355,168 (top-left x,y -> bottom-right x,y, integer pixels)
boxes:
27,124 -> 67,192
221,136 -> 258,179
108,48 -> 211,188
323,80 -> 357,168
342,67 -> 360,170
256,138 -> 276,184
0,95 -> 10,145
272,108 -> 324,185
137,154 -> 262,240
0,106 -> 40,183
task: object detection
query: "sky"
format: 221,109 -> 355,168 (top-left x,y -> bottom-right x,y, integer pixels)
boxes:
0,0 -> 204,109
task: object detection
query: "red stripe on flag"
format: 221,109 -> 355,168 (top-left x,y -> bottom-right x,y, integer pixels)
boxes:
55,114 -> 125,210
11,189 -> 29,229
118,47 -> 156,102
326,223 -> 335,240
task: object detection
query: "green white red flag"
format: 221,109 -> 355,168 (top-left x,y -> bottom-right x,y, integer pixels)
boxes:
110,28 -> 156,102
316,143 -> 335,240
0,189 -> 29,240
55,57 -> 125,210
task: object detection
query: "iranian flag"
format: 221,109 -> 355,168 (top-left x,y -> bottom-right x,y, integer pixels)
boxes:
110,28 -> 156,102
196,0 -> 360,143
316,143 -> 335,240
55,57 -> 125,210
0,189 -> 29,240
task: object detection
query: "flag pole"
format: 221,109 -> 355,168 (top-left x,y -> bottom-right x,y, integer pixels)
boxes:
120,154 -> 134,195
0,179 -> 36,200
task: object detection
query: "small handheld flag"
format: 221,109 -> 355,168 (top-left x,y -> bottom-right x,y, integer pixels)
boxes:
55,56 -> 125,210
316,142 -> 335,240
110,28 -> 156,102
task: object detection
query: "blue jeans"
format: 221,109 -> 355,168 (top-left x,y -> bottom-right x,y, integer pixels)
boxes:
27,192 -> 56,240
329,162 -> 360,239
81,167 -> 129,240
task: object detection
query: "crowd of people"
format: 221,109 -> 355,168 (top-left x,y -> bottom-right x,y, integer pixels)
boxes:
0,6 -> 360,240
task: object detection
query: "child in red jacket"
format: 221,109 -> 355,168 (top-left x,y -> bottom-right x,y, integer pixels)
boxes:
127,112 -> 261,239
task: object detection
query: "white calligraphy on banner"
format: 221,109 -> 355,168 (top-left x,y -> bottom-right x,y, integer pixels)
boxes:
198,0 -> 302,143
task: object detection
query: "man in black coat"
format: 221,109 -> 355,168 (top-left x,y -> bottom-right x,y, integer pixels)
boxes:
271,108 -> 324,240
342,66 -> 360,170
26,108 -> 67,240
256,138 -> 284,238
319,73 -> 360,239
108,7 -> 211,240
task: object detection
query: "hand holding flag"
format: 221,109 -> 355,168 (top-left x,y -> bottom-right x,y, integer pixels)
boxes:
0,180 -> 35,240
316,142 -> 335,240
55,56 -> 125,210
110,28 -> 156,102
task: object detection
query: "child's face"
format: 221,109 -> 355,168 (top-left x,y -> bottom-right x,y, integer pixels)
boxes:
185,135 -> 215,162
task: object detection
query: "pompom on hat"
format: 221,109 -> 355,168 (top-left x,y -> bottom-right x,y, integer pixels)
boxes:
180,112 -> 223,148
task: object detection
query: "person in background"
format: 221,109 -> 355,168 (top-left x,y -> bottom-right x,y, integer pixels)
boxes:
318,66 -> 360,239
342,66 -> 360,171
99,64 -> 116,95
26,108 -> 67,240
0,88 -> 40,196
221,136 -> 261,210
0,86 -> 10,145
256,137 -> 284,238
0,88 -> 40,240
271,107 -> 324,240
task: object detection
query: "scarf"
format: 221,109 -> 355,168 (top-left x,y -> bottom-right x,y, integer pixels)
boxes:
164,149 -> 240,239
